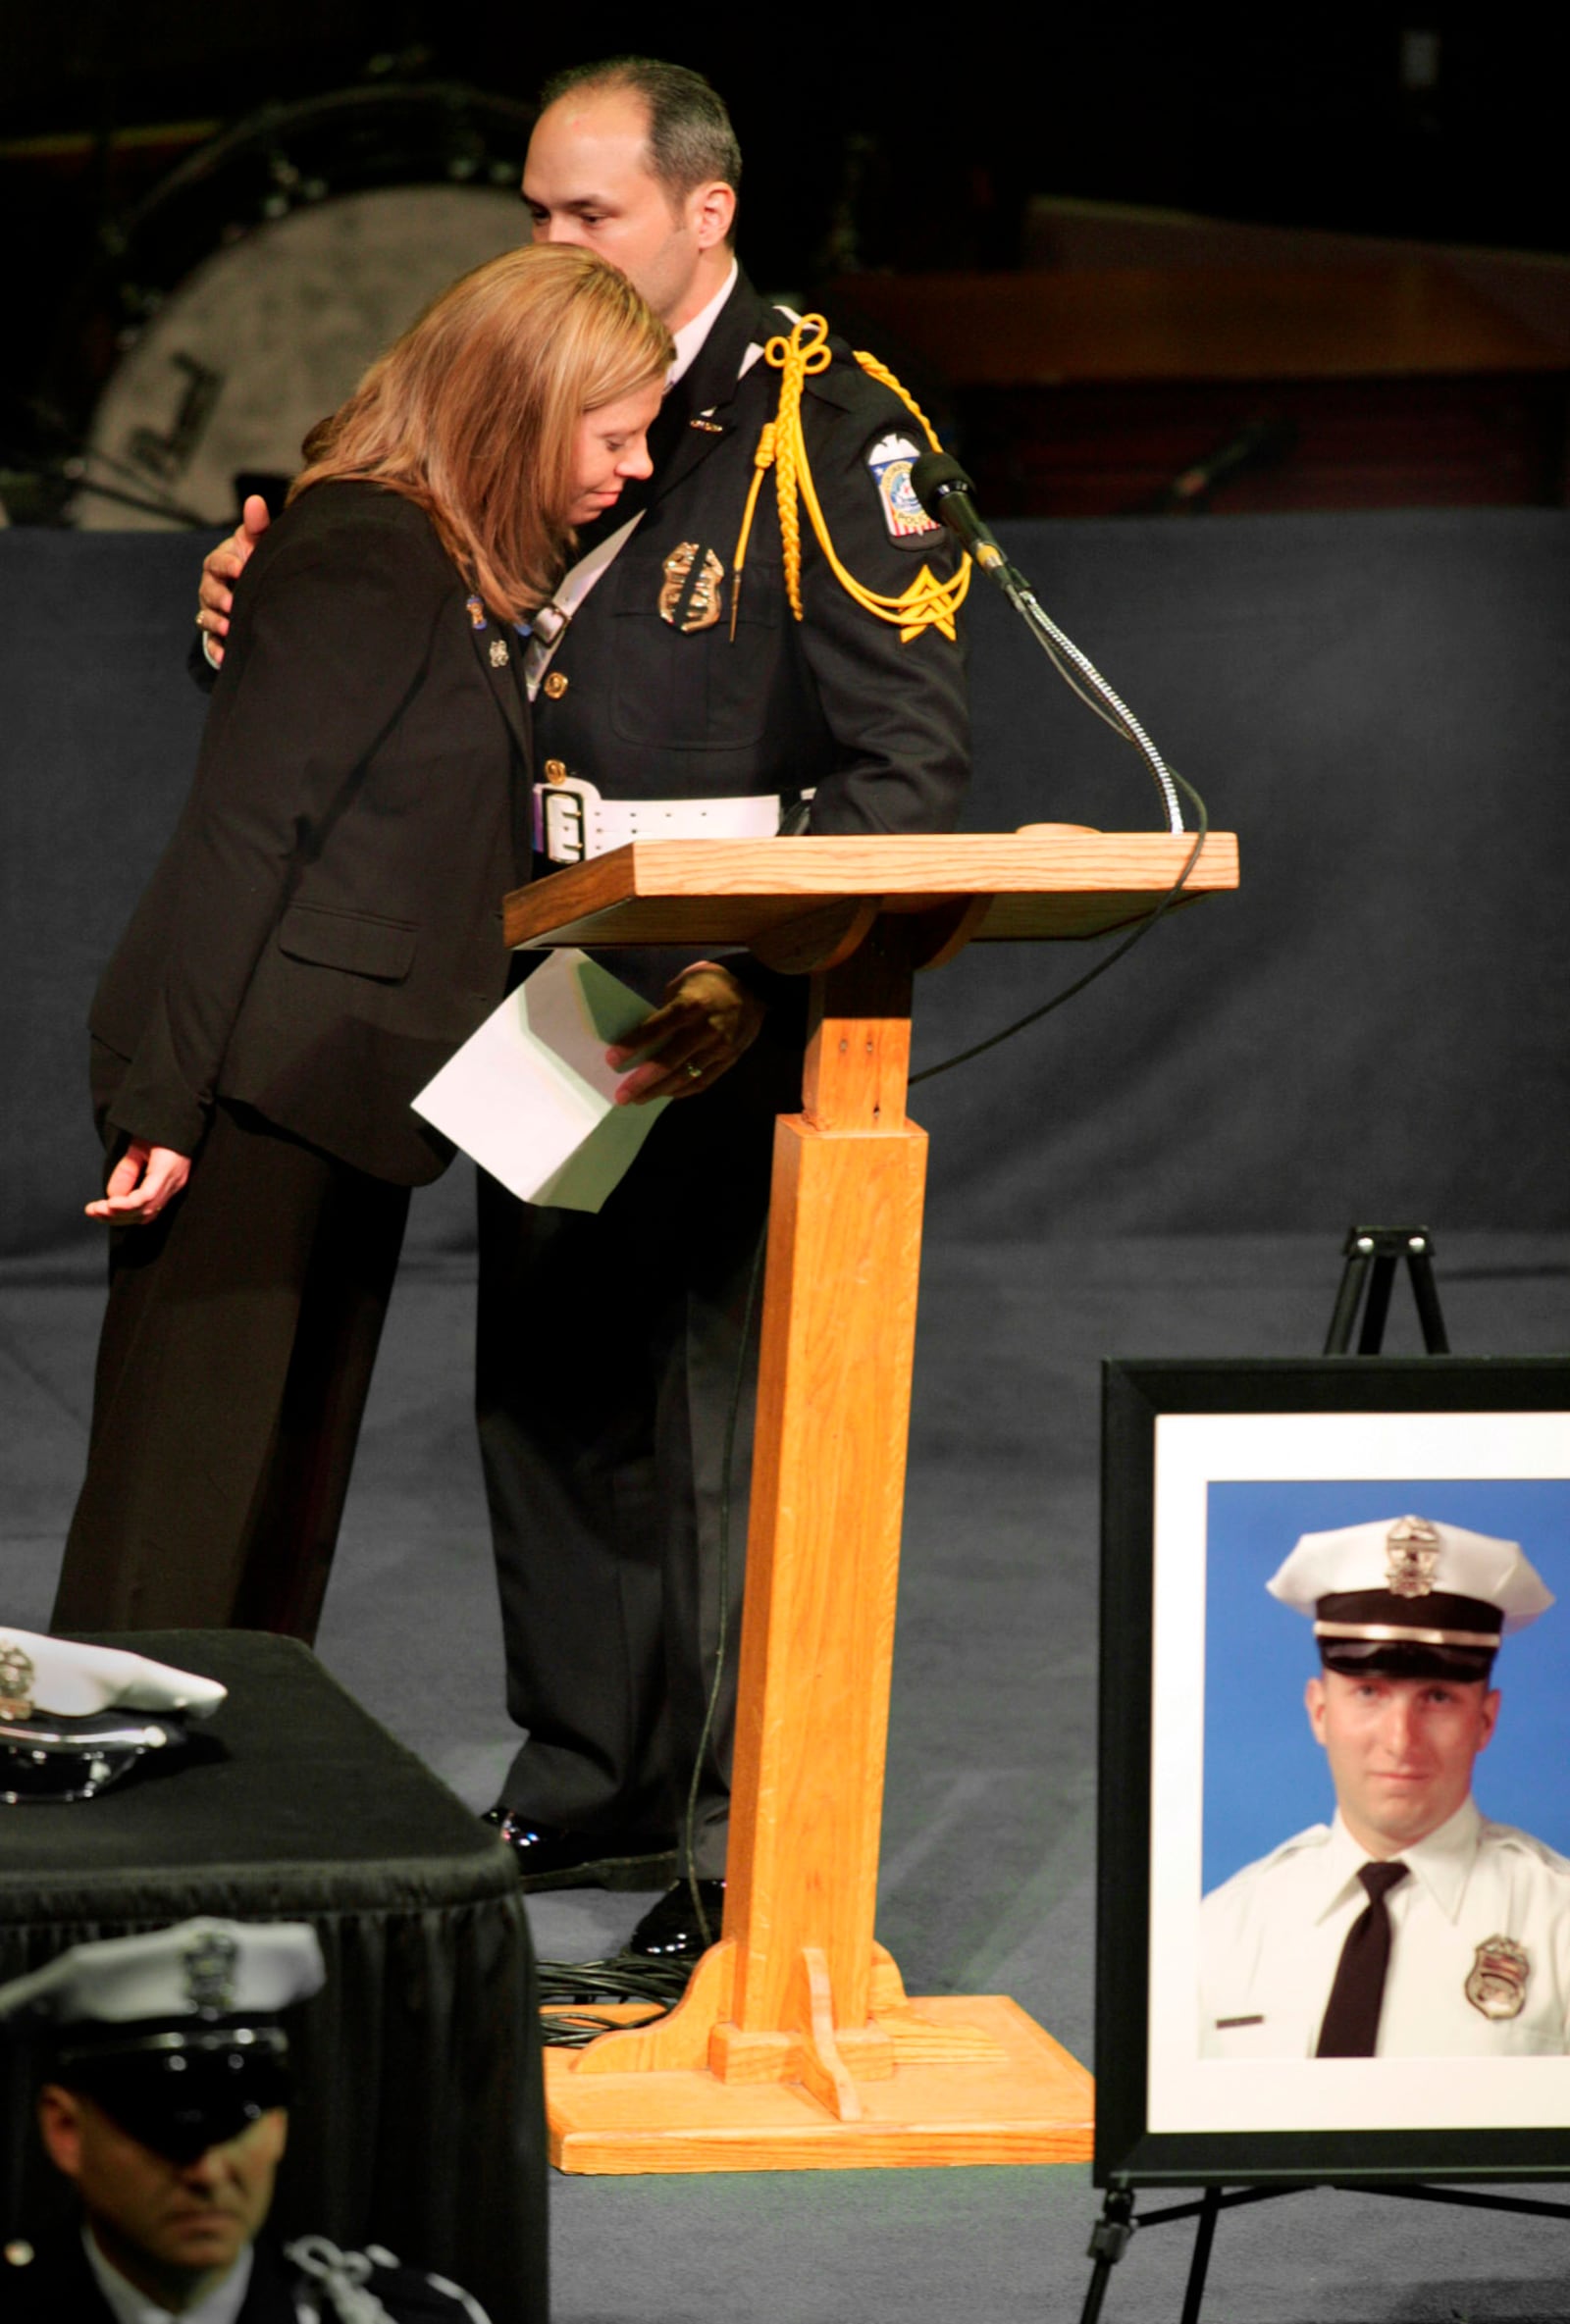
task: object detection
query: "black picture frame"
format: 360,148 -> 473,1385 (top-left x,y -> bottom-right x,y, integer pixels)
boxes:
1096,1356 -> 1570,2189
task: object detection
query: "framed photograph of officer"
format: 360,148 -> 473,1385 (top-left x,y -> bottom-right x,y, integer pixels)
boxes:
1096,1358 -> 1570,2186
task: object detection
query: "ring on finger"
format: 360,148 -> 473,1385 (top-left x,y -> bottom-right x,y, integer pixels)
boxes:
684,1061 -> 703,1080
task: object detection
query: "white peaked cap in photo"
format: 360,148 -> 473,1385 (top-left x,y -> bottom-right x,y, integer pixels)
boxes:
0,1628 -> 227,1720
1267,1515 -> 1554,1634
0,1918 -> 326,2028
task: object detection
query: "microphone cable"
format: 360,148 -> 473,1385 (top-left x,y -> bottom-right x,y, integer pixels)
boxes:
537,1952 -> 693,2046
912,768 -> 1209,1087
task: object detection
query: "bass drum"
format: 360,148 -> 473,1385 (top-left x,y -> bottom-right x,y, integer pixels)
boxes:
73,83 -> 535,530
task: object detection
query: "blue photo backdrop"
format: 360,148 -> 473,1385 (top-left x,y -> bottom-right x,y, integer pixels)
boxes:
1201,1477 -> 1570,1894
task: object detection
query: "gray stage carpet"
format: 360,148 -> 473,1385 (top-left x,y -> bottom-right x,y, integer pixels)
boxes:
4,1216 -> 1567,2323
4,506 -> 1568,2317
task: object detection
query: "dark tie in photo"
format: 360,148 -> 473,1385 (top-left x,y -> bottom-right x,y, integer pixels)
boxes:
1316,1859 -> 1411,2057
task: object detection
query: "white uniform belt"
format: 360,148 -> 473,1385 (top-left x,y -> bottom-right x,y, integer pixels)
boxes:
533,778 -> 804,865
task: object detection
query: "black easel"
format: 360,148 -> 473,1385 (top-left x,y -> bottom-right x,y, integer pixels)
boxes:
1323,1223 -> 1449,1354
1077,2180 -> 1570,2324
1075,1223 -> 1570,2324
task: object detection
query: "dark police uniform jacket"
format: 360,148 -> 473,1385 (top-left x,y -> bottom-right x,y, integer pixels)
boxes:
530,273 -> 968,849
2,2229 -> 492,2320
105,481 -> 530,1186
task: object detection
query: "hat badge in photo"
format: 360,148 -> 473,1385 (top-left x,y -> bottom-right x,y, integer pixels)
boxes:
1384,1514 -> 1442,1598
1267,1514 -> 1553,1679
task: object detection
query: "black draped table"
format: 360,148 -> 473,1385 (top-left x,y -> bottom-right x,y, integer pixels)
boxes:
0,1631 -> 545,2324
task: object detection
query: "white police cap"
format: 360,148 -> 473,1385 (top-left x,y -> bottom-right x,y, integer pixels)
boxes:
1267,1514 -> 1552,1675
0,1918 -> 325,2031
0,1629 -> 226,1721
0,1921 -> 325,2162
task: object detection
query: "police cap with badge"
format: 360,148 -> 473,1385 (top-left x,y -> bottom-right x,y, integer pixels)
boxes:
1268,1513 -> 1554,1679
0,1627 -> 225,1803
0,1917 -> 323,2161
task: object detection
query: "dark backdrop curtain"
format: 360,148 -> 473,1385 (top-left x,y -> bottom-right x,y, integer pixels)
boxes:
4,511 -> 1566,1259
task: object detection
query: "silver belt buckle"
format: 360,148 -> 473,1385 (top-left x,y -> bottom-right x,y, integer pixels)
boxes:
537,775 -> 601,864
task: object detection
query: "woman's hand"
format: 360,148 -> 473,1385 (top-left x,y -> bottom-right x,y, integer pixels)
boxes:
85,1142 -> 192,1226
608,963 -> 765,1105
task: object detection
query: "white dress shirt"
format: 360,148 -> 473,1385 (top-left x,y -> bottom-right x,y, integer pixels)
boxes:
84,2227 -> 254,2323
665,258 -> 740,387
1199,1798 -> 1570,2058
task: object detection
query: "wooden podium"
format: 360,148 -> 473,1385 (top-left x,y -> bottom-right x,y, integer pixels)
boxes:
503,831 -> 1238,2173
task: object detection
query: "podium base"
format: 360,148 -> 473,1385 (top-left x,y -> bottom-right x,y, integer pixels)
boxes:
545,1994 -> 1093,2175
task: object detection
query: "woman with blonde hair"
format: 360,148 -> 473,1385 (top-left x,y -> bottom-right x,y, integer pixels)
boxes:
53,243 -> 671,1640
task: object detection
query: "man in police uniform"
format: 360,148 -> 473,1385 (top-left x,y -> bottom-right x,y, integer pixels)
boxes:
1,1918 -> 491,2321
1200,1515 -> 1570,2059
193,58 -> 969,1955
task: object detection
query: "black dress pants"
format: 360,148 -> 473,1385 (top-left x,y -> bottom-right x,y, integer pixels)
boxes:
474,1022 -> 795,1878
53,1102 -> 409,1641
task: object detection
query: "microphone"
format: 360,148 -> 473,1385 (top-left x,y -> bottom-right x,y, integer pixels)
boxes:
912,450 -> 1189,835
910,451 -> 1007,574
1146,416 -> 1297,515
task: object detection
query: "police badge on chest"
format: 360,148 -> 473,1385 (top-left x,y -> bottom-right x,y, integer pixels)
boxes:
659,542 -> 725,633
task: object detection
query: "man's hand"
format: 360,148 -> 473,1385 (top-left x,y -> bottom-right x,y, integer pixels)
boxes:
608,962 -> 765,1105
85,1141 -> 192,1226
194,493 -> 272,666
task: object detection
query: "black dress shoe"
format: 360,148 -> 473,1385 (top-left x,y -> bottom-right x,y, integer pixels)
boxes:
622,1878 -> 726,1960
483,1808 -> 677,1893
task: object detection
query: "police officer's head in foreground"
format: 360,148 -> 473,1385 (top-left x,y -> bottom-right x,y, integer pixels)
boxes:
0,1918 -> 316,2315
1271,1514 -> 1553,1857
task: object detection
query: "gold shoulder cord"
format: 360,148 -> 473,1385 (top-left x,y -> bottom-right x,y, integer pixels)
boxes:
729,313 -> 972,645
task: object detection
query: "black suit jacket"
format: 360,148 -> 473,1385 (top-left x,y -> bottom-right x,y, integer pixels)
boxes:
98,481 -> 531,1185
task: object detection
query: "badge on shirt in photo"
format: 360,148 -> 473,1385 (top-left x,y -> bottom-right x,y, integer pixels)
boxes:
1465,1934 -> 1530,2020
465,594 -> 488,632
866,433 -> 943,545
659,542 -> 725,633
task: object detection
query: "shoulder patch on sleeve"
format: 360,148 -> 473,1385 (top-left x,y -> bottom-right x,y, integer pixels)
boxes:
1207,1823 -> 1334,1901
1482,1820 -> 1570,1879
1258,1821 -> 1334,1868
865,432 -> 944,545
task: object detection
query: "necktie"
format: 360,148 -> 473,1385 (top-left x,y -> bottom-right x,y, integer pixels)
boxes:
1315,1860 -> 1410,2057
521,601 -> 570,697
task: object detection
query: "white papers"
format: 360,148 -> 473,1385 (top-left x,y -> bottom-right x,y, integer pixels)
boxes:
411,949 -> 668,1213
